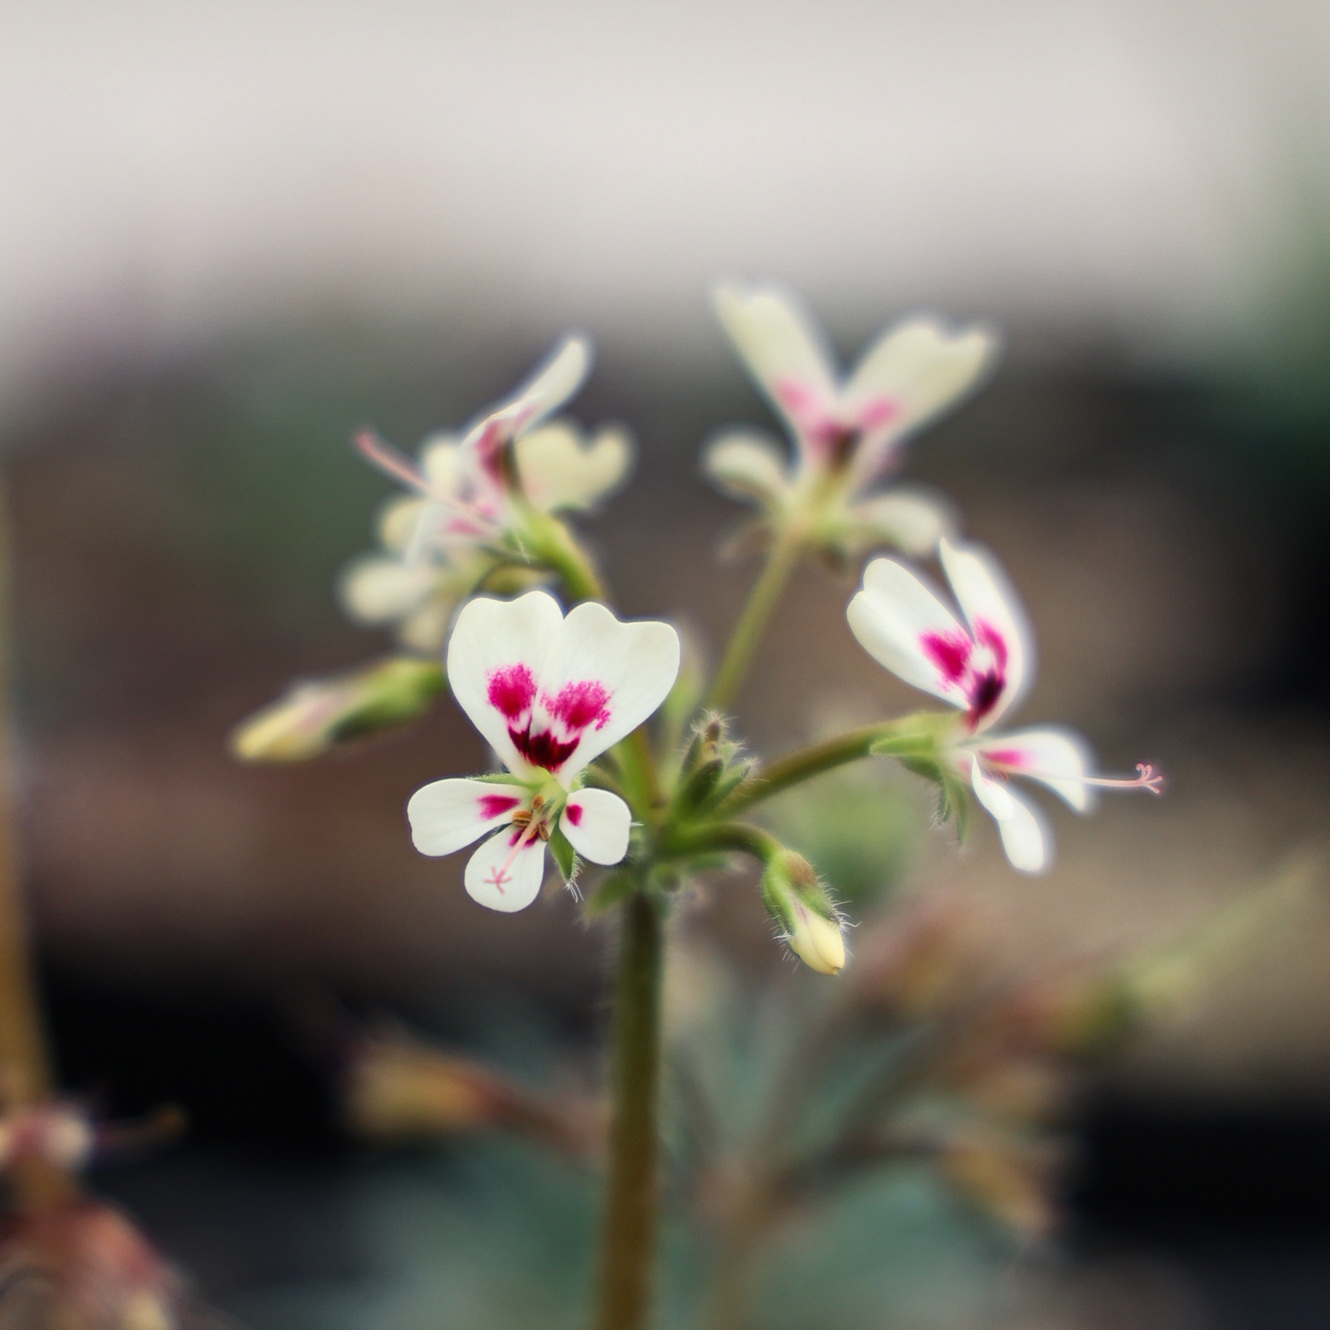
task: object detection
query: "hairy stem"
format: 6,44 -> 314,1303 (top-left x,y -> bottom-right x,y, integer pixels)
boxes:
718,716 -> 930,816
596,890 -> 665,1330
705,534 -> 801,714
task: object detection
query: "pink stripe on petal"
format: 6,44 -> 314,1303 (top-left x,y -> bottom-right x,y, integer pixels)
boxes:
477,794 -> 521,819
543,680 -> 611,732
564,800 -> 584,826
921,630 -> 972,682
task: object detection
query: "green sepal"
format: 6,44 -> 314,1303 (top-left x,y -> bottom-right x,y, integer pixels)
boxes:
547,826 -> 578,885
938,768 -> 971,843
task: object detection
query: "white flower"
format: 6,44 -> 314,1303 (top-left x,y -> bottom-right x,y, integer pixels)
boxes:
407,590 -> 680,912
342,337 -> 633,650
705,283 -> 995,556
847,540 -> 1160,872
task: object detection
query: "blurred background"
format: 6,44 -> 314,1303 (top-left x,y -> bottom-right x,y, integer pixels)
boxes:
2,1 -> 1329,1326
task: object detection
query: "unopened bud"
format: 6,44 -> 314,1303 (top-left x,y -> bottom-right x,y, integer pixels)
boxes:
231,656 -> 445,761
761,850 -> 846,975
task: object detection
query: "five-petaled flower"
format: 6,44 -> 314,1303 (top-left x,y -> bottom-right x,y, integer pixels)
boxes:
342,337 -> 632,651
407,590 -> 680,911
847,540 -> 1161,872
704,283 -> 997,558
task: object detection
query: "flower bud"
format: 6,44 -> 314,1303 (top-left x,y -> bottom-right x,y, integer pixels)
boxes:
761,850 -> 846,975
231,656 -> 446,761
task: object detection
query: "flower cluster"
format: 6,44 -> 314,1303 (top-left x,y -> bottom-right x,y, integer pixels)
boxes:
235,280 -> 1160,968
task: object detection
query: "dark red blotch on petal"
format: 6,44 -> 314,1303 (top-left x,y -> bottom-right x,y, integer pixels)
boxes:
511,727 -> 579,771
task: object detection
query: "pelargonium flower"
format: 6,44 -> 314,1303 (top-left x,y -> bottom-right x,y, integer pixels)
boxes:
342,337 -> 632,651
705,284 -> 996,557
847,540 -> 1160,872
408,590 -> 680,911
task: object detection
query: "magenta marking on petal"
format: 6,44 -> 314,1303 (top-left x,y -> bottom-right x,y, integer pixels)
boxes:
478,794 -> 521,820
565,801 -> 584,827
978,748 -> 1027,768
968,672 -> 1003,725
974,619 -> 1009,671
856,397 -> 900,431
543,681 -> 611,733
921,630 -> 972,683
487,665 -> 536,721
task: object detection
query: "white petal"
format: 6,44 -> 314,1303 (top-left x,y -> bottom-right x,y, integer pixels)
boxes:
516,421 -> 633,512
846,558 -> 971,708
397,595 -> 455,654
464,827 -> 548,912
378,496 -> 430,553
938,540 -> 1033,726
969,757 -> 1050,873
560,788 -> 632,865
701,429 -> 793,505
418,434 -> 463,491
714,283 -> 838,434
407,779 -> 528,857
847,486 -> 957,556
339,556 -> 438,624
970,727 -> 1097,813
532,601 -> 680,777
846,318 -> 997,442
501,336 -> 593,435
446,590 -> 567,776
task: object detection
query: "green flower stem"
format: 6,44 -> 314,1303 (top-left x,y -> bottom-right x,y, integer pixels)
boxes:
704,533 -> 802,714
717,716 -> 933,816
662,819 -> 782,864
596,889 -> 666,1330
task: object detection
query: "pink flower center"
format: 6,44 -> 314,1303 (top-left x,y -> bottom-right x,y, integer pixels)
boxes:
487,666 -> 612,772
773,380 -> 900,466
920,617 -> 1009,727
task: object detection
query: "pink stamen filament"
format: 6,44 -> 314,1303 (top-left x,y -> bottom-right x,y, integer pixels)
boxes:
487,811 -> 546,891
355,430 -> 502,538
1080,762 -> 1165,795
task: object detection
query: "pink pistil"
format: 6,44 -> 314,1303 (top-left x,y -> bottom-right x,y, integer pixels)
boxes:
354,429 -> 499,536
486,816 -> 543,893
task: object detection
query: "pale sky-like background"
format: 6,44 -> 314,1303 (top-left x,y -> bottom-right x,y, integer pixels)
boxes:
4,0 -> 1330,406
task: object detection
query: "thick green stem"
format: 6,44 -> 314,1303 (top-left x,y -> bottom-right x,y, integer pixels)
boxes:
596,890 -> 665,1330
718,716 -> 930,816
705,535 -> 801,714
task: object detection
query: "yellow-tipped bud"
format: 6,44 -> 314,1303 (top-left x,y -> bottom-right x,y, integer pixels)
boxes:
230,657 -> 445,762
761,849 -> 847,975
787,899 -> 847,975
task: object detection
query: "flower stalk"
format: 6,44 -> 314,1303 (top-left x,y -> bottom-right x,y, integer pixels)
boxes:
597,888 -> 665,1330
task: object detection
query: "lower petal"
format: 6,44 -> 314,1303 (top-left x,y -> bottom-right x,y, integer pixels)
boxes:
464,828 -> 548,912
847,487 -> 957,557
560,788 -> 632,865
972,728 -> 1096,813
969,757 -> 1049,874
339,557 -> 437,624
407,779 -> 527,858
701,430 -> 792,506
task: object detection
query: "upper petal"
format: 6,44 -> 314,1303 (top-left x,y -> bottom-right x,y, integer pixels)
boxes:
846,558 -> 971,709
531,601 -> 681,778
701,429 -> 793,507
714,283 -> 839,436
560,788 -> 632,865
446,590 -> 567,776
470,336 -> 592,445
969,757 -> 1050,873
845,486 -> 958,556
464,828 -> 548,912
846,317 -> 997,447
938,539 -> 1033,726
418,434 -> 464,492
970,727 -> 1097,813
516,421 -> 633,513
407,778 -> 527,857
